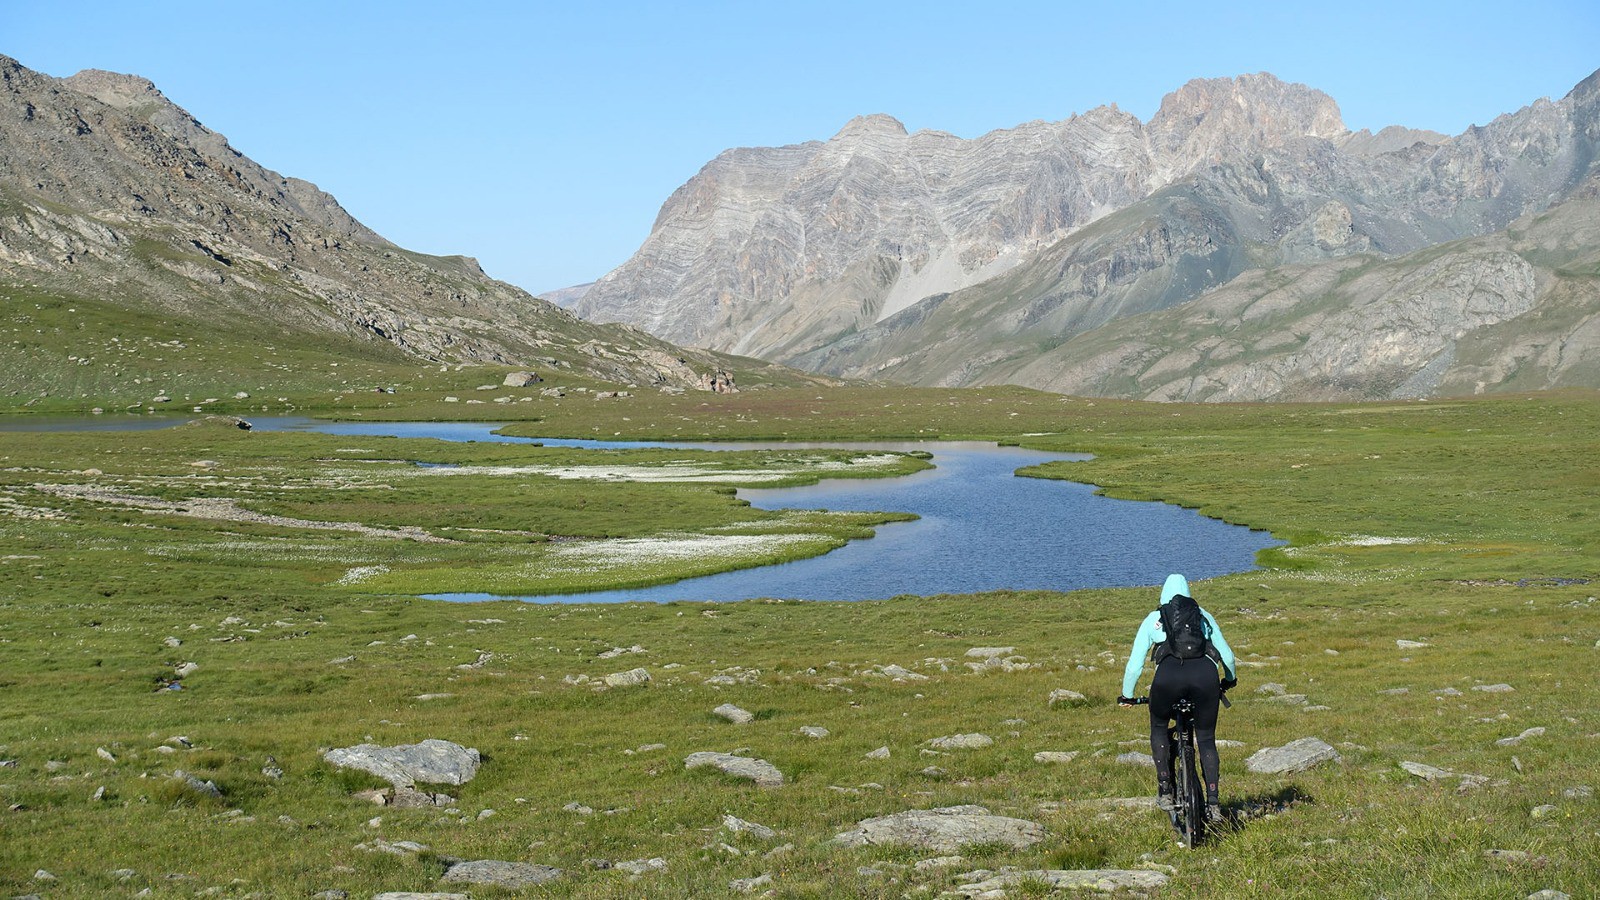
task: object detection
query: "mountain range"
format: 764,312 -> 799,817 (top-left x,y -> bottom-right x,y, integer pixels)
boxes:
576,70 -> 1600,400
0,54 -> 795,398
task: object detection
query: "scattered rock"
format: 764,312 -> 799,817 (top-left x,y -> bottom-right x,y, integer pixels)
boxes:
1116,751 -> 1155,767
833,805 -> 1045,852
1496,727 -> 1546,747
1244,737 -> 1341,774
965,647 -> 1015,659
163,636 -> 182,648
729,873 -> 771,893
927,733 -> 993,751
603,667 -> 652,687
722,814 -> 777,840
1034,751 -> 1079,764
503,371 -> 542,387
596,644 -> 645,660
1530,804 -> 1559,819
952,869 -> 1169,896
563,802 -> 594,815
355,838 -> 429,855
684,752 -> 784,787
174,662 -> 199,678
96,746 -> 117,763
173,769 -> 222,798
1562,786 -> 1593,799
323,739 -> 480,787
614,858 -> 667,875
372,894 -> 468,900
866,746 -> 891,760
1399,761 -> 1454,780
798,726 -> 829,739
412,693 -> 454,701
440,860 -> 562,888
1396,640 -> 1430,649
1047,689 -> 1087,707
878,663 -> 928,682
1473,683 -> 1515,693
1526,891 -> 1571,900
33,870 -> 56,881
713,703 -> 755,725
915,855 -> 965,871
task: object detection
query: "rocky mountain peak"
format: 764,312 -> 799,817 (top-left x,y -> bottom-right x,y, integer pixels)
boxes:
1147,72 -> 1347,166
831,113 -> 909,141
59,68 -> 166,110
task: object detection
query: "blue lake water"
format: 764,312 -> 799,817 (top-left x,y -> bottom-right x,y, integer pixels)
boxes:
244,419 -> 1283,603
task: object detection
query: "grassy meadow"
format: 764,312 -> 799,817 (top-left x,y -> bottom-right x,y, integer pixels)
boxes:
0,381 -> 1596,899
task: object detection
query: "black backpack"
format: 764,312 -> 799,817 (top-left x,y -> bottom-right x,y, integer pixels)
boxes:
1156,594 -> 1213,662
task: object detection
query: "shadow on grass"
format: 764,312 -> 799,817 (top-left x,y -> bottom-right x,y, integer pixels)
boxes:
1225,785 -> 1313,827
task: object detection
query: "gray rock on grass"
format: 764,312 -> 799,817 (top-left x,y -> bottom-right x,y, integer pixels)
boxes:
1495,727 -> 1546,747
615,858 -> 667,875
323,739 -> 480,787
730,873 -> 773,893
798,726 -> 829,739
713,703 -> 755,724
1047,689 -> 1087,706
604,667 -> 651,687
372,894 -> 470,900
1400,761 -> 1454,780
684,752 -> 784,787
1244,737 -> 1341,774
722,814 -> 777,840
952,869 -> 1169,896
1116,752 -> 1155,767
927,733 -> 993,750
1034,751 -> 1080,764
440,860 -> 562,888
834,805 -> 1045,852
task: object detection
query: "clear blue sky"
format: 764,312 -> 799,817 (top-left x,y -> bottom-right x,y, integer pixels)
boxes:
9,1 -> 1598,294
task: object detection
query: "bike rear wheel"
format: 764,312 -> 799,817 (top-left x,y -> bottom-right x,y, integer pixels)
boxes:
1177,731 -> 1205,847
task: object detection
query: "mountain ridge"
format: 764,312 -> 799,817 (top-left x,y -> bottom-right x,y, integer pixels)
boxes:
0,54 -> 806,400
576,69 -> 1600,400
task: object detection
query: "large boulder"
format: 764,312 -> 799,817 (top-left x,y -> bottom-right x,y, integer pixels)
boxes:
503,371 -> 542,387
684,752 -> 784,787
440,860 -> 562,888
834,805 -> 1045,852
1244,737 -> 1341,775
323,739 -> 480,787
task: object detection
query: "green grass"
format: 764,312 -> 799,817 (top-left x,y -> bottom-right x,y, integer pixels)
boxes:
0,387 -> 1597,898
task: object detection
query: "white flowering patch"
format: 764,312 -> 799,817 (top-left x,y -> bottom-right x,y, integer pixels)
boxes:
336,565 -> 391,585
544,533 -> 822,573
1332,535 -> 1425,547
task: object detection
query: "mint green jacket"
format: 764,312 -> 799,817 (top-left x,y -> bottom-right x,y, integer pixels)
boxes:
1121,574 -> 1237,698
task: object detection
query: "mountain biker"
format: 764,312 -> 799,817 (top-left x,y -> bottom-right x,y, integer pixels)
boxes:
1118,573 -> 1237,823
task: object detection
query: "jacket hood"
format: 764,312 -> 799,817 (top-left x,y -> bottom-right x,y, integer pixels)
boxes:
1159,574 -> 1190,605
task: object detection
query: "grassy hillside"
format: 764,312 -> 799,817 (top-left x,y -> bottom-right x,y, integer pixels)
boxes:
0,387 -> 1595,898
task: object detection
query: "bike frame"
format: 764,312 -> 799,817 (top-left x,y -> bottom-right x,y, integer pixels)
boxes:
1130,695 -> 1209,847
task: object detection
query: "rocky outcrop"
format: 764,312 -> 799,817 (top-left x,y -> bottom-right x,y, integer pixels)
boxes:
579,68 -> 1600,400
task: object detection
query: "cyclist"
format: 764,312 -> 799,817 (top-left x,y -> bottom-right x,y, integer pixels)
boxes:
1118,573 -> 1237,822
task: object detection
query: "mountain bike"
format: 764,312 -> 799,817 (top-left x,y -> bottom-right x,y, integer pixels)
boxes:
1126,695 -> 1219,847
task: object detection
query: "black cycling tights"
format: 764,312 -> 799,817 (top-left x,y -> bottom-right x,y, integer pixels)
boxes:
1149,656 -> 1221,801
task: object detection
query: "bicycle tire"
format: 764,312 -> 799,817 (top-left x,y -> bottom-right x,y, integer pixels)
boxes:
1180,732 -> 1204,847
